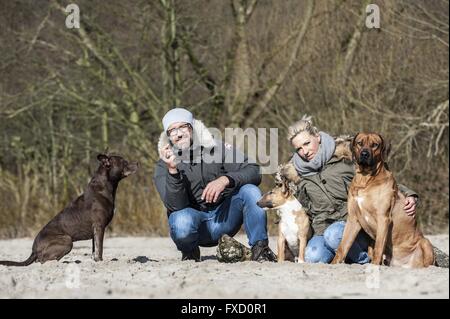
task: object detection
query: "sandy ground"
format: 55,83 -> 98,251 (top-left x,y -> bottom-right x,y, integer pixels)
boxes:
0,234 -> 448,299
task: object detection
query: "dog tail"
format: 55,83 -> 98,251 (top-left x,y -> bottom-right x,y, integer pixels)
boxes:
0,252 -> 37,267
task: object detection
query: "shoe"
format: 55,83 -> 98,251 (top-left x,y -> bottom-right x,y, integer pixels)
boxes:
251,240 -> 277,262
181,246 -> 201,262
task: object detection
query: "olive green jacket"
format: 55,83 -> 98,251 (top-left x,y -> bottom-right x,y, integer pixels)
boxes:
294,140 -> 418,236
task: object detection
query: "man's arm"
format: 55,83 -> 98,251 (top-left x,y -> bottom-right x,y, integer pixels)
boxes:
153,160 -> 190,213
200,142 -> 261,203
221,142 -> 262,189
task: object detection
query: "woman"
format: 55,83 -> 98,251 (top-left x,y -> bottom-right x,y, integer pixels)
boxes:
287,118 -> 418,264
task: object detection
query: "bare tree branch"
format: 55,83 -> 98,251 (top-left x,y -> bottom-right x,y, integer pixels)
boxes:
244,0 -> 315,127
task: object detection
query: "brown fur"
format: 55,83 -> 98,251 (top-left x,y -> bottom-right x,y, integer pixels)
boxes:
331,133 -> 434,268
333,135 -> 353,161
257,178 -> 312,263
0,154 -> 139,266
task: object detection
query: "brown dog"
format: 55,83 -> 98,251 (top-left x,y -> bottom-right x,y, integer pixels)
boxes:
257,164 -> 312,263
0,154 -> 139,266
331,133 -> 434,268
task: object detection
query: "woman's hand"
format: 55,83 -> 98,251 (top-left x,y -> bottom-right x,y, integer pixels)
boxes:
404,196 -> 418,217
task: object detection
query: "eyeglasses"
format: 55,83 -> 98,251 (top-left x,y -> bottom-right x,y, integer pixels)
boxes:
167,123 -> 191,137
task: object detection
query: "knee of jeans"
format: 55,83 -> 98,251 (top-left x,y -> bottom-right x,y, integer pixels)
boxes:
168,209 -> 197,242
305,236 -> 333,263
323,221 -> 345,251
305,242 -> 330,264
238,184 -> 262,201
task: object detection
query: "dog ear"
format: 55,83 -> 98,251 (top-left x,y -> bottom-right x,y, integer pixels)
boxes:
380,135 -> 391,162
274,164 -> 284,186
97,154 -> 111,168
351,133 -> 360,162
281,179 -> 290,195
280,161 -> 301,185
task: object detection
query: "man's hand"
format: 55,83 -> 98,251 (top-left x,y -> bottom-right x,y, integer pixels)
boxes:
404,196 -> 417,217
160,144 -> 178,174
201,176 -> 230,203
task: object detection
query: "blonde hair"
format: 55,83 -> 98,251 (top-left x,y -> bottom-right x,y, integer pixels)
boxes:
286,115 -> 319,142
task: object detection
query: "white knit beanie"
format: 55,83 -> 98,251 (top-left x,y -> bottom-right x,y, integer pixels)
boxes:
162,107 -> 194,132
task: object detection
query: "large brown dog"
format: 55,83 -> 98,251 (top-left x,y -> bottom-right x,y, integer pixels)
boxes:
331,133 -> 435,268
0,154 -> 139,266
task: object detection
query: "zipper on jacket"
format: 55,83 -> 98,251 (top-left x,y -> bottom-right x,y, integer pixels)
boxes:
200,146 -> 206,187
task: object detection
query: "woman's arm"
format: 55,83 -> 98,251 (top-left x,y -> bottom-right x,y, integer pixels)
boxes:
398,184 -> 419,217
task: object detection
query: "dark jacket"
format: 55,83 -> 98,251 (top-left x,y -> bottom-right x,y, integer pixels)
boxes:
294,137 -> 418,236
153,120 -> 261,215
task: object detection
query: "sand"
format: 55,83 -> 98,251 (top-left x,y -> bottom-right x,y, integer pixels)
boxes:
0,234 -> 448,299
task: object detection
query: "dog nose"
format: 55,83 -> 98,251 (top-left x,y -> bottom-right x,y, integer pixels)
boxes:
360,149 -> 370,158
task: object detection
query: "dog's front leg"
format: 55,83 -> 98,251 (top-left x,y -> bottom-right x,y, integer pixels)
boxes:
93,226 -> 105,262
372,215 -> 391,265
297,218 -> 311,263
331,212 -> 362,264
297,232 -> 308,263
332,194 -> 362,264
277,226 -> 286,263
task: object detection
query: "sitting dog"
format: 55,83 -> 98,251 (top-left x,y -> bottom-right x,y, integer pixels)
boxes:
0,153 -> 139,266
257,164 -> 312,263
331,133 -> 434,268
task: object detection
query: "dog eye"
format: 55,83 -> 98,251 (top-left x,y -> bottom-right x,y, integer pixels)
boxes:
372,143 -> 379,148
357,141 -> 363,146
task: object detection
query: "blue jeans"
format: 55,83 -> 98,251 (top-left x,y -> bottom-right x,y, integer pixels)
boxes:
305,221 -> 371,264
168,184 -> 267,253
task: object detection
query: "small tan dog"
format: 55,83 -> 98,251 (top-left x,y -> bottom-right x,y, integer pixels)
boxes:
257,164 -> 312,263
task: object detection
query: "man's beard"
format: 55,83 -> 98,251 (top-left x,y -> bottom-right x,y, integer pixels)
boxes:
171,136 -> 193,155
171,136 -> 204,164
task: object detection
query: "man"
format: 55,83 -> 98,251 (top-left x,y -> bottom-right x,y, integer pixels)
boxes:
153,107 -> 276,262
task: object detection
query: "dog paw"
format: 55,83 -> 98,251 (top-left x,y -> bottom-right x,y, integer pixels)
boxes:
330,258 -> 340,264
